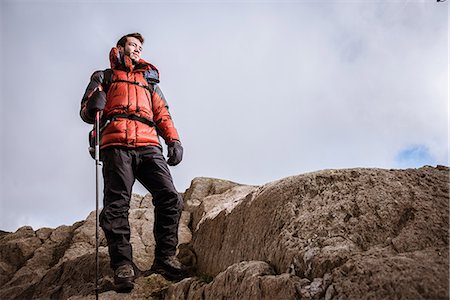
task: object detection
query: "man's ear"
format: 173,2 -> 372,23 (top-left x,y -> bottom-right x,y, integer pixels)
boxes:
117,45 -> 124,54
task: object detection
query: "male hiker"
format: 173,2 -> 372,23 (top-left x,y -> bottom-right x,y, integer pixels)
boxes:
80,33 -> 186,292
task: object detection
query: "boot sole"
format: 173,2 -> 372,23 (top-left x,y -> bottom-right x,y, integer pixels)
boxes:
114,278 -> 134,293
115,282 -> 134,293
150,266 -> 185,281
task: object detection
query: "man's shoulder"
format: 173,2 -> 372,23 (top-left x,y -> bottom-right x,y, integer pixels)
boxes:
90,69 -> 113,82
90,69 -> 104,79
91,68 -> 112,75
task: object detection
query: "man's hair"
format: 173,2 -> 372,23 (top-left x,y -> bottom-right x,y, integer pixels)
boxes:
116,33 -> 144,47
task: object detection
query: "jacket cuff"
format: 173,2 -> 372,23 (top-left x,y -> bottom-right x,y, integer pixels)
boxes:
166,138 -> 181,145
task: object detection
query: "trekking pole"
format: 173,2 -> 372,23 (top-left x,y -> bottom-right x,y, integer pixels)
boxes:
95,111 -> 101,300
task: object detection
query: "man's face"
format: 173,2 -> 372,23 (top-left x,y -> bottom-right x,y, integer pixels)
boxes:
118,37 -> 143,63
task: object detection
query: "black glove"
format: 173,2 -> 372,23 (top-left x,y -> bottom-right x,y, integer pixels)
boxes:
167,142 -> 183,166
86,90 -> 106,118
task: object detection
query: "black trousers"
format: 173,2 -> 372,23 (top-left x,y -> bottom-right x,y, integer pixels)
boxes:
99,146 -> 183,270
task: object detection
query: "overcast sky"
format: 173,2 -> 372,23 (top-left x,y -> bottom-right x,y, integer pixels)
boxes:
0,0 -> 448,232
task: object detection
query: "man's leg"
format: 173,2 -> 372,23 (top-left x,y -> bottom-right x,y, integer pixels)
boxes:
135,146 -> 183,258
135,146 -> 185,280
100,148 -> 135,271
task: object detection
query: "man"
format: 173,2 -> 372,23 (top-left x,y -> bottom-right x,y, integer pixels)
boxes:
80,33 -> 186,292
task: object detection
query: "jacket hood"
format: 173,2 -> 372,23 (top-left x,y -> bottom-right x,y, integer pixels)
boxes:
109,47 -> 160,76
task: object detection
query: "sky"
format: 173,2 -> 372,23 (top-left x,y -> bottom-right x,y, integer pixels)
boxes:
0,0 -> 448,232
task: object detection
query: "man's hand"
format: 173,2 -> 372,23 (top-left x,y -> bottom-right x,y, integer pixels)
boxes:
87,90 -> 107,118
167,142 -> 183,166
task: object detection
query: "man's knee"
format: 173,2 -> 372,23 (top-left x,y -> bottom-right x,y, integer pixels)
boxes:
100,204 -> 131,234
153,190 -> 183,213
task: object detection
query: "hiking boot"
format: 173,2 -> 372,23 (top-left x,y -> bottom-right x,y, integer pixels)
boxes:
151,256 -> 188,281
114,264 -> 135,293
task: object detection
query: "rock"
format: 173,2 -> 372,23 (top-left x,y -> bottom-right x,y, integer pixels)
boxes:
301,277 -> 326,299
0,222 -> 83,299
67,273 -> 170,300
36,227 -> 53,241
0,226 -> 42,287
0,167 -> 448,299
0,230 -> 10,238
325,284 -> 335,300
0,193 -> 192,299
188,167 -> 449,299
165,261 -> 304,299
331,246 -> 449,299
183,177 -> 242,213
191,184 -> 257,231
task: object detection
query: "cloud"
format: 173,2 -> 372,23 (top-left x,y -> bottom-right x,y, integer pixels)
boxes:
0,1 -> 447,232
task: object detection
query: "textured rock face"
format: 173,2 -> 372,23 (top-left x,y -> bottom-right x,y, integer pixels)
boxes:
0,193 -> 191,299
0,167 -> 448,299
166,261 -> 308,300
182,167 -> 449,299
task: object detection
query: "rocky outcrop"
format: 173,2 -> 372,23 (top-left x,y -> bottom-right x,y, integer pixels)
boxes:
0,166 -> 448,299
165,261 -> 308,299
0,194 -> 191,299
174,166 -> 449,300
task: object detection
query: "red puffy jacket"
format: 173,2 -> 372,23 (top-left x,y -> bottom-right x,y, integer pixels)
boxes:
81,48 -> 180,149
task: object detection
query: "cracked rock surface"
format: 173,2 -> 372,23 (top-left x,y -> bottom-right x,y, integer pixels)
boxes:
0,166 -> 448,299
178,167 -> 449,299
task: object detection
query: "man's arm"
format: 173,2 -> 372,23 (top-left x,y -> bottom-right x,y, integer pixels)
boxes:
151,85 -> 181,144
80,71 -> 107,124
151,85 -> 183,166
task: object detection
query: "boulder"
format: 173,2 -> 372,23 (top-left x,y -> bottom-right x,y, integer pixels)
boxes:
177,166 -> 449,299
183,177 -> 242,213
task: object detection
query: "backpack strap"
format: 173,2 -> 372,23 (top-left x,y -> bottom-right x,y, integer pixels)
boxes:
102,68 -> 155,93
103,113 -> 156,128
111,79 -> 154,92
102,68 -> 114,93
